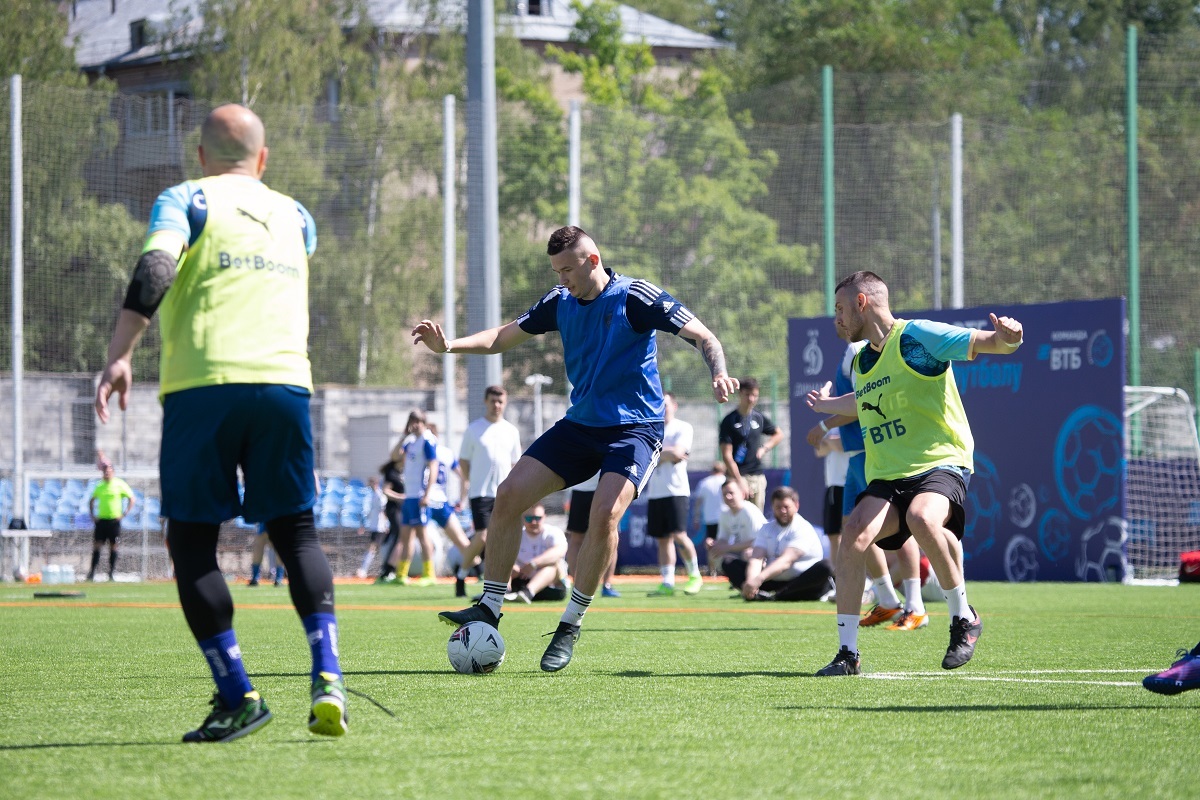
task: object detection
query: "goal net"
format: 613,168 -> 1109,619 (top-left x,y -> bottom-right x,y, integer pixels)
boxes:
1125,386 -> 1200,579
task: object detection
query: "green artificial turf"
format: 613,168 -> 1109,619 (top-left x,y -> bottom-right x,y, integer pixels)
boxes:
1,580 -> 1196,799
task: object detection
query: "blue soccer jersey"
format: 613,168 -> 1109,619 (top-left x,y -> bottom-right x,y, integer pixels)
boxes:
835,341 -> 866,453
517,270 -> 694,427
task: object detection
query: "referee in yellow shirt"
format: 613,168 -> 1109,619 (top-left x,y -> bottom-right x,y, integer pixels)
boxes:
87,462 -> 135,582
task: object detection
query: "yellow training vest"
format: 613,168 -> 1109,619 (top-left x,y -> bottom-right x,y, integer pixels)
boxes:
157,176 -> 312,396
853,319 -> 974,483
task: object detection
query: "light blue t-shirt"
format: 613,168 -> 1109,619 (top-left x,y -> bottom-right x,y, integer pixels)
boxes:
147,176 -> 318,256
856,319 -> 973,377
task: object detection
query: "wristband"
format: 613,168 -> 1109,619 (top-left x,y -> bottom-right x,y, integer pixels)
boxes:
999,338 -> 1022,351
818,420 -> 829,434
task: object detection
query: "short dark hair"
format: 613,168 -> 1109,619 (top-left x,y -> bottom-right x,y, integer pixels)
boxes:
484,385 -> 506,398
547,225 -> 591,256
739,377 -> 759,392
771,486 -> 800,504
835,271 -> 888,300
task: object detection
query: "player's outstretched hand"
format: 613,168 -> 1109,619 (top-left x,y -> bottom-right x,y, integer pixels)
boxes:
95,359 -> 132,424
990,312 -> 1023,347
712,375 -> 740,403
412,319 -> 448,353
805,381 -> 834,413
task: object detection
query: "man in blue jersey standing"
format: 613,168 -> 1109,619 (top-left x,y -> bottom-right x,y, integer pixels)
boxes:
412,226 -> 738,672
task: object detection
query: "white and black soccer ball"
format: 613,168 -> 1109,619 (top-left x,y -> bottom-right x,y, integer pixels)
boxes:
447,621 -> 505,674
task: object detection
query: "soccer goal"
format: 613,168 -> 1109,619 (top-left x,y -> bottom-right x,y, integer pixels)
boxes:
1125,386 -> 1200,580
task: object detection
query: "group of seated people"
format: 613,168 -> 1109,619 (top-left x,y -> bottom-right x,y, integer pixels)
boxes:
497,480 -> 834,604
707,480 -> 835,602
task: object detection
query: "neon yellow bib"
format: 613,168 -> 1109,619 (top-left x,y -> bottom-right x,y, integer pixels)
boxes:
92,478 -> 133,519
853,319 -> 973,483
158,176 -> 312,396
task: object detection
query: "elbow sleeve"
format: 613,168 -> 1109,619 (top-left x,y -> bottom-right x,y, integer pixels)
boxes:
122,249 -> 178,318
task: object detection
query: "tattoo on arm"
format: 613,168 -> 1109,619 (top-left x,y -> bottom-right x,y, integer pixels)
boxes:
695,335 -> 727,379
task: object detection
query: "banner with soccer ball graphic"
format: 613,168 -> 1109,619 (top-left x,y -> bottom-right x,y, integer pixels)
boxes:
789,298 -> 1127,582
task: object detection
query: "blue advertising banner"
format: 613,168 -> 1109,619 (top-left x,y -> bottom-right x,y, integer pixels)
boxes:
788,299 -> 1126,582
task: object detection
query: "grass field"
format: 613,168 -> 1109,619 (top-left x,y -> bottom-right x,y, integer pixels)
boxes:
1,578 -> 1197,799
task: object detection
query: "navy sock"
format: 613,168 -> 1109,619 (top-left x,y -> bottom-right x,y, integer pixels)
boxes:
197,629 -> 254,707
250,563 -> 261,582
302,613 -> 342,680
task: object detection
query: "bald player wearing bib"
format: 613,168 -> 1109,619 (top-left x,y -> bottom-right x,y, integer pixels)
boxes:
95,104 -> 347,742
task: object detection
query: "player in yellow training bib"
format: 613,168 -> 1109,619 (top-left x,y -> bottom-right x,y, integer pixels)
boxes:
806,270 -> 1024,677
94,104 -> 347,743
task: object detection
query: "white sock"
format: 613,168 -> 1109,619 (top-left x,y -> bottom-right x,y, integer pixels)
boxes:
902,578 -> 925,614
359,550 -> 375,574
837,614 -> 859,653
660,566 -> 675,586
943,583 -> 973,621
478,579 -> 508,618
871,576 -> 901,609
682,556 -> 699,577
561,588 -> 593,626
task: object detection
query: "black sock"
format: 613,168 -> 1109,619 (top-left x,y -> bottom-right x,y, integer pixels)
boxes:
267,510 -> 335,618
89,550 -> 100,575
109,549 -> 118,575
167,520 -> 232,642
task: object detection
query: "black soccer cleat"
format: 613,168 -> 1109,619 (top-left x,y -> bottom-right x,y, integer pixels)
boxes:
815,646 -> 861,676
942,605 -> 982,670
438,602 -> 501,629
182,691 -> 272,743
540,621 -> 581,672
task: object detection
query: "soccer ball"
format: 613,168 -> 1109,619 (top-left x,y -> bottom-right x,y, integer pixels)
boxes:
447,621 -> 505,674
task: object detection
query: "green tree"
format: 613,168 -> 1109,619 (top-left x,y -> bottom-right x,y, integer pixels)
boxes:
540,0 -> 815,397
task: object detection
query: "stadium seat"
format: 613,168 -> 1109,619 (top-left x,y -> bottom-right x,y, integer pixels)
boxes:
73,513 -> 92,530
51,513 -> 74,532
348,478 -> 365,491
29,512 -> 52,530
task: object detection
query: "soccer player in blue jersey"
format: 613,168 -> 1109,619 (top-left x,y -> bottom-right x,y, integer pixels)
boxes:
413,226 -> 738,671
94,105 -> 347,741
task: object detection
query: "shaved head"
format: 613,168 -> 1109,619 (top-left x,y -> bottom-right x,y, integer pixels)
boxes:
547,226 -> 599,258
199,104 -> 267,175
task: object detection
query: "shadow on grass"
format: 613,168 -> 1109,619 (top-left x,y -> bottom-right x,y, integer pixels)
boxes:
779,704 -> 1196,713
583,627 -> 787,634
0,739 -> 329,751
609,669 -> 810,679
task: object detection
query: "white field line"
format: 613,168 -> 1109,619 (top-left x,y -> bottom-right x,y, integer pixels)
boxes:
864,671 -> 1145,687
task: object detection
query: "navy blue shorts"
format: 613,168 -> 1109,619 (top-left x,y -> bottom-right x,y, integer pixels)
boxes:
401,498 -> 429,527
160,384 -> 316,525
524,418 -> 664,498
429,502 -> 455,528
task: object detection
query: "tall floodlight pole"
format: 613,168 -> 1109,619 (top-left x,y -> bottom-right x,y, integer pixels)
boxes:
443,95 -> 458,445
822,66 -> 835,315
11,75 -> 24,523
1127,25 -> 1140,387
569,100 -> 581,227
466,0 -> 502,421
950,113 -> 963,308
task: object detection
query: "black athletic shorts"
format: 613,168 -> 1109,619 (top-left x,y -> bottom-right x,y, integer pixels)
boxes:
646,496 -> 689,538
470,496 -> 495,532
94,518 -> 121,544
567,490 -> 594,535
823,485 -> 845,536
859,466 -> 970,551
703,523 -> 718,541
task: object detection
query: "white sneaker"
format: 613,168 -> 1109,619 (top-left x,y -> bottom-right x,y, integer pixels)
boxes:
355,569 -> 367,579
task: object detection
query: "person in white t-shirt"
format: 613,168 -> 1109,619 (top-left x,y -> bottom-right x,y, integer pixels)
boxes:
355,476 -> 389,579
707,477 -> 767,584
724,486 -> 834,602
506,503 -> 569,603
692,461 -> 727,576
565,472 -> 620,597
455,385 -> 523,596
645,393 -> 704,597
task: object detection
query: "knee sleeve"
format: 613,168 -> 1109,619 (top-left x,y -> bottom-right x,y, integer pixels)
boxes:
167,520 -> 232,641
267,510 -> 335,618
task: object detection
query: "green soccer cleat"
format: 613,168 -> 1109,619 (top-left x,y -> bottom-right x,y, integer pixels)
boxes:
646,583 -> 675,597
682,575 -> 704,595
182,690 -> 273,743
308,671 -> 349,736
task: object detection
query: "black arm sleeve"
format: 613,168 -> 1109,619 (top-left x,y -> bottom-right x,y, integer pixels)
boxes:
122,249 -> 179,318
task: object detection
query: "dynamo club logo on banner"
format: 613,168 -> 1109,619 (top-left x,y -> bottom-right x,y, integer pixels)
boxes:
788,298 -> 1126,582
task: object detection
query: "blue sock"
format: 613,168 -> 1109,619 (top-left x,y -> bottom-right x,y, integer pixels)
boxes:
274,565 -> 285,583
198,629 -> 254,707
302,613 -> 342,680
250,563 -> 261,582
